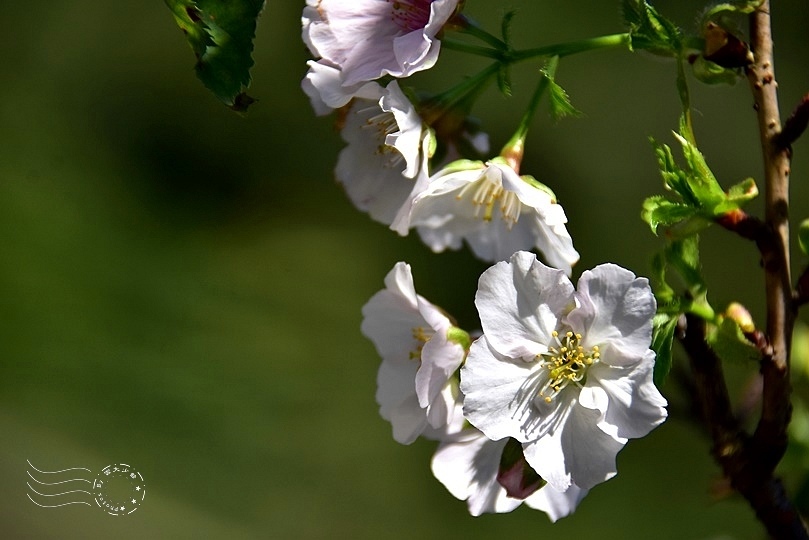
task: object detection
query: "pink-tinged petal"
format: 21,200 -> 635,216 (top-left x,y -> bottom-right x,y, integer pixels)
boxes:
588,352 -> 668,440
301,60 -> 382,115
306,0 -> 459,86
461,337 -> 564,443
475,252 -> 574,359
336,92 -> 422,226
566,264 -> 656,366
524,482 -> 589,523
431,431 -> 523,516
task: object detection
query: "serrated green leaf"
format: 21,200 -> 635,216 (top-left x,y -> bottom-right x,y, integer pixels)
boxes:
497,65 -> 513,97
538,63 -> 582,122
652,313 -> 678,386
707,317 -> 761,363
501,10 -> 517,48
651,139 -> 698,205
622,0 -> 682,56
671,129 -> 726,207
165,0 -> 265,110
799,219 -> 809,256
547,79 -> 582,121
642,196 -> 698,235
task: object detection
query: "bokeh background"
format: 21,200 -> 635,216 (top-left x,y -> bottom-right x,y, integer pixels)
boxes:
2,1 -> 809,538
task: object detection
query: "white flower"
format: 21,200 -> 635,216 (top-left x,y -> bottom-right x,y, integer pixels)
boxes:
401,159 -> 579,272
302,0 -> 460,86
460,251 -> 667,491
301,60 -> 381,115
336,81 -> 431,226
362,262 -> 468,444
431,427 -> 588,520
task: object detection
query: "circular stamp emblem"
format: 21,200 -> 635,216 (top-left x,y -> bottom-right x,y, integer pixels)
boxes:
92,464 -> 146,516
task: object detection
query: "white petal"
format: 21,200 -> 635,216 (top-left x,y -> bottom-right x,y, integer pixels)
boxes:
336,95 -> 421,225
524,482 -> 589,523
589,351 -> 668,440
381,81 -> 423,179
415,327 -> 465,410
461,337 -> 563,443
475,251 -> 574,359
431,431 -> 523,516
566,263 -> 656,366
376,359 -> 425,444
523,401 -> 626,491
301,60 -> 382,115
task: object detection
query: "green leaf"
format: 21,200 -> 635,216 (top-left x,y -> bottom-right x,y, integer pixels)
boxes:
641,196 -> 699,235
799,218 -> 809,256
165,0 -> 265,110
666,236 -> 707,297
622,0 -> 682,56
691,55 -> 741,85
646,119 -> 758,232
707,317 -> 761,364
497,65 -> 513,97
650,252 -> 676,306
539,66 -> 582,122
501,10 -> 517,48
702,0 -> 764,23
652,313 -> 678,386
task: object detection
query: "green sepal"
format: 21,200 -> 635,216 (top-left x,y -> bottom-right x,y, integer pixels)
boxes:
539,63 -> 582,122
447,326 -> 472,352
651,313 -> 678,386
164,0 -> 265,110
622,0 -> 682,56
438,159 -> 486,175
521,175 -> 558,202
707,317 -> 761,364
799,218 -> 809,256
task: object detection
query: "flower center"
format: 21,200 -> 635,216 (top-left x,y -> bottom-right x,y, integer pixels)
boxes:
457,172 -> 522,227
537,331 -> 600,403
388,0 -> 433,32
409,326 -> 431,361
359,107 -> 406,168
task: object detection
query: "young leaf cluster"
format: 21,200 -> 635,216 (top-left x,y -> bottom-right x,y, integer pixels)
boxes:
642,118 -> 757,237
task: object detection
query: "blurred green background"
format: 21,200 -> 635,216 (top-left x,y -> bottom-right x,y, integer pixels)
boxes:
2,1 -> 809,538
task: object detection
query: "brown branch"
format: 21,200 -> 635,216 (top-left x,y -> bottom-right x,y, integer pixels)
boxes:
775,93 -> 809,149
680,315 -> 808,539
745,0 -> 796,469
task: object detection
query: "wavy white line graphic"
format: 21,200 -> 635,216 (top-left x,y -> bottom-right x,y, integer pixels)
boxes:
26,460 -> 94,509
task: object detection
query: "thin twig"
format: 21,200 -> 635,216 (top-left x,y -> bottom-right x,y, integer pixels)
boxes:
679,315 -> 808,539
